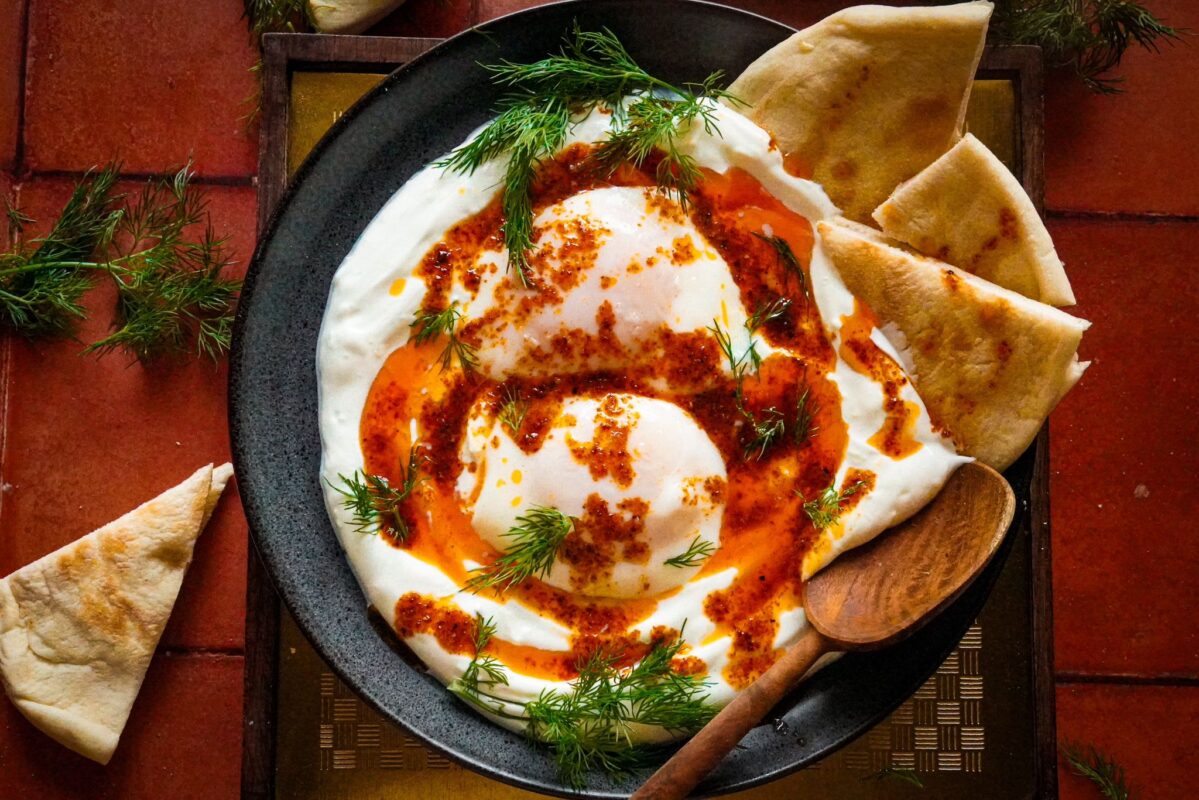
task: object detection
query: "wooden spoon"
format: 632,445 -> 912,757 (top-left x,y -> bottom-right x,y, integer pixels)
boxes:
632,461 -> 1015,800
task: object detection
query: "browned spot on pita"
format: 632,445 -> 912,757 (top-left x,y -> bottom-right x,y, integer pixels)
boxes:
830,160 -> 857,180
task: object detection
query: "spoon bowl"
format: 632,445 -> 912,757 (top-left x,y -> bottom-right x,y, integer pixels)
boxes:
633,462 -> 1015,800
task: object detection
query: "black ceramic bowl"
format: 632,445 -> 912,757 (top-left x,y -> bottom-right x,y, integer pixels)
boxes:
229,1 -> 1027,796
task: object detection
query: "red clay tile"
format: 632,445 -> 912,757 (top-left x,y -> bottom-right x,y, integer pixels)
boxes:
23,0 -> 258,178
368,0 -> 471,37
0,0 -> 23,171
1048,218 -> 1199,678
1056,683 -> 1199,800
0,178 -> 257,650
0,653 -> 243,799
1045,0 -> 1199,216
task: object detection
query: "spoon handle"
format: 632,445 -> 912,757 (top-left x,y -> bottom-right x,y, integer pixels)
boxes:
632,626 -> 829,800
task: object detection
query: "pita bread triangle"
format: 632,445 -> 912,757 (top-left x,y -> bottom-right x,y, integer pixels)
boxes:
816,219 -> 1088,471
727,1 -> 992,223
0,463 -> 233,764
873,133 -> 1076,306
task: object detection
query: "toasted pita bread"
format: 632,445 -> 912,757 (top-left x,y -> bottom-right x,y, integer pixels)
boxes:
0,463 -> 233,764
873,133 -> 1075,306
308,0 -> 405,34
817,220 -> 1088,470
728,2 -> 992,223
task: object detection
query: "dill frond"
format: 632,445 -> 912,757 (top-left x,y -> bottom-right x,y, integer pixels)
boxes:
1,164 -> 239,358
438,26 -> 737,285
328,446 -> 426,541
794,384 -> 819,446
410,301 -> 480,372
753,231 -> 809,303
797,480 -> 865,530
497,385 -> 529,436
466,505 -> 574,593
524,631 -> 717,789
992,0 -> 1182,93
663,536 -> 717,568
1062,743 -> 1131,800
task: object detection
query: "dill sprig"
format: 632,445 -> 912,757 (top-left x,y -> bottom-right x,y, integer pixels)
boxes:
754,232 -> 809,303
466,506 -> 574,593
497,385 -> 529,436
746,297 -> 790,334
437,26 -> 736,284
711,316 -> 788,460
739,403 -> 786,461
410,301 -> 480,372
243,0 -> 311,42
590,77 -> 736,209
798,480 -> 866,530
708,317 -> 761,382
863,765 -> 925,788
794,385 -> 819,446
449,627 -> 716,789
452,614 -> 510,699
990,0 -> 1182,93
1,165 -> 240,359
525,633 -> 717,789
1062,743 -> 1131,800
329,446 -> 426,541
663,536 -> 717,568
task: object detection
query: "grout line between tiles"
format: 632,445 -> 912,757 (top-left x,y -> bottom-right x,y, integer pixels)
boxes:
1056,672 -> 1199,688
12,0 -> 30,173
160,646 -> 246,659
1046,209 -> 1199,224
20,169 -> 257,187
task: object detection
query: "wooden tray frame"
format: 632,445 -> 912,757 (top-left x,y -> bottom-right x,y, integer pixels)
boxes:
241,31 -> 1057,800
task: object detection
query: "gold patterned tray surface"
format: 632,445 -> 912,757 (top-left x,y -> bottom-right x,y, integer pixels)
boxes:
274,72 -> 1036,800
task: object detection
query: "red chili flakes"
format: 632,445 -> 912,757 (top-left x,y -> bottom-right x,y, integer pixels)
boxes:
560,493 -> 653,589
670,235 -> 699,265
566,395 -> 637,487
393,593 -> 477,656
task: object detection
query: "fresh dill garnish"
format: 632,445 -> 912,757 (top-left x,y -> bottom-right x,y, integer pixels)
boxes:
437,26 -> 737,284
1,165 -> 240,359
711,316 -> 791,460
448,626 -> 716,789
1062,743 -> 1131,800
746,297 -> 790,334
862,765 -> 925,788
664,536 -> 717,568
329,446 -> 426,541
739,403 -> 786,461
990,0 -> 1182,93
243,0 -> 311,42
466,506 -> 574,593
798,480 -> 866,530
410,301 -> 480,372
590,78 -> 736,210
707,317 -> 760,382
497,385 -> 530,436
524,632 -> 717,789
753,232 -> 809,303
450,614 -> 510,702
794,385 -> 819,445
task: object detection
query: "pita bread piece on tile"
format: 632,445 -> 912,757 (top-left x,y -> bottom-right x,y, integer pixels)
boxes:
817,220 -> 1088,471
0,463 -> 233,765
727,1 -> 992,223
873,133 -> 1076,306
308,0 -> 406,34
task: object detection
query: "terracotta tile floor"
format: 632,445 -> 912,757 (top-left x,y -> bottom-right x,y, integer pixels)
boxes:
0,1 -> 1194,797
